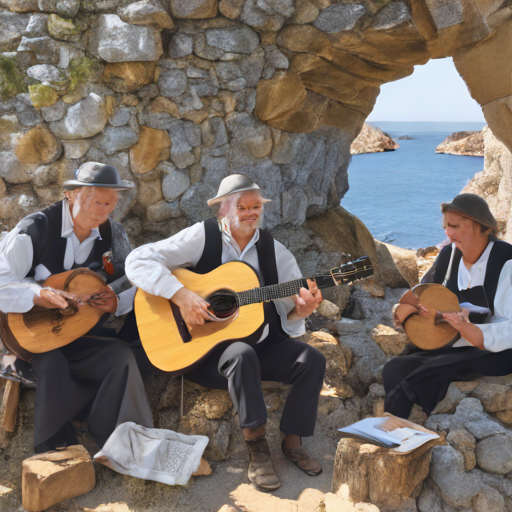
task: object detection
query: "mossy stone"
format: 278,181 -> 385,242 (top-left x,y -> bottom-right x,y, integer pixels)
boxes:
48,14 -> 80,41
0,56 -> 27,101
29,84 -> 59,108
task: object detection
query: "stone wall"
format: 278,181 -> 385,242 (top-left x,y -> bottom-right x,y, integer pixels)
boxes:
1,0 -> 512,247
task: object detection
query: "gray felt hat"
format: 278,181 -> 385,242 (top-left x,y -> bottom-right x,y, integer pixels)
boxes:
207,174 -> 270,206
441,193 -> 497,230
63,162 -> 134,191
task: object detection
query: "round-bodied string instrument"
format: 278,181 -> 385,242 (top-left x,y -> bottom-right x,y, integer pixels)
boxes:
395,283 -> 461,350
0,268 -> 106,360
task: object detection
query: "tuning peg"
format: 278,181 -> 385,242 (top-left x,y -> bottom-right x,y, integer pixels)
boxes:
340,253 -> 352,265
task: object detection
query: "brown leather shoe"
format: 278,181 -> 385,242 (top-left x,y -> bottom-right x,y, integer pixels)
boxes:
282,440 -> 322,476
245,435 -> 281,492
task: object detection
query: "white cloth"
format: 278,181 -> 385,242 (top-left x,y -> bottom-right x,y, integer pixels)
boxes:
450,241 -> 512,352
0,201 -> 133,315
125,220 -> 306,338
94,422 -> 209,486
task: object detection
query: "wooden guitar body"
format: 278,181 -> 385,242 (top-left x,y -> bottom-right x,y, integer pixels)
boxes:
134,261 -> 265,374
3,269 -> 105,359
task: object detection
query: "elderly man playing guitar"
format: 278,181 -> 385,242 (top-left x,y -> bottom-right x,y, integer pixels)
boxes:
126,174 -> 326,492
0,162 -> 153,453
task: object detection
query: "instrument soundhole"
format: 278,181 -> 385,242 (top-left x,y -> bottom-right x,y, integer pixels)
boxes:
207,289 -> 239,319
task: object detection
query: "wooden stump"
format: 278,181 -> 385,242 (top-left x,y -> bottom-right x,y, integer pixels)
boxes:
331,438 -> 443,510
22,445 -> 95,512
1,379 -> 19,432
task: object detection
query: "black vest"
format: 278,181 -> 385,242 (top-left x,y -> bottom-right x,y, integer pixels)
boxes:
19,201 -> 112,279
191,218 -> 288,341
428,241 -> 512,315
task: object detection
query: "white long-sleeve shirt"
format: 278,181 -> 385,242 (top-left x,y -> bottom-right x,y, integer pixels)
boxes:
125,221 -> 306,338
451,241 -> 512,352
0,201 -> 134,315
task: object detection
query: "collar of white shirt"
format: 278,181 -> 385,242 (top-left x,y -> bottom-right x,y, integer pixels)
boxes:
458,240 -> 494,289
221,224 -> 260,257
61,199 -> 101,241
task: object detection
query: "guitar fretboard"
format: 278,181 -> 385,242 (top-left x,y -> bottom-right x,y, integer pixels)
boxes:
237,278 -> 309,306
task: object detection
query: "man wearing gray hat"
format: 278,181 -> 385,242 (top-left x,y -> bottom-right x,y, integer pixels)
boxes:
383,193 -> 512,418
126,174 -> 326,492
0,162 -> 153,453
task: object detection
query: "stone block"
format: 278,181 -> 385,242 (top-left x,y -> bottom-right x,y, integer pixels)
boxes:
0,12 -> 30,52
88,14 -> 163,63
15,125 -> 62,164
29,84 -> 59,108
313,4 -> 366,33
169,33 -> 194,58
22,445 -> 95,512
170,0 -> 217,19
476,434 -> 512,474
103,62 -> 156,94
130,126 -> 171,175
205,26 -> 259,54
162,168 -> 191,200
119,2 -> 174,29
219,0 -> 243,19
158,69 -> 188,98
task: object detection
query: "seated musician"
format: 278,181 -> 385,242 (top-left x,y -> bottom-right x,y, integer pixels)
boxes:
383,193 -> 512,418
0,162 -> 153,453
125,174 -> 326,492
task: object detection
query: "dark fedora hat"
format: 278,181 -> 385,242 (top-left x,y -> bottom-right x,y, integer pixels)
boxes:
441,193 -> 497,230
63,162 -> 134,191
207,174 -> 270,206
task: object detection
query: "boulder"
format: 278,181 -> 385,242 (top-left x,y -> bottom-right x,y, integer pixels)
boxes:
119,2 -> 174,29
170,0 -> 217,19
88,14 -> 163,63
129,126 -> 171,175
375,240 -> 418,288
15,126 -> 62,164
103,62 -> 156,94
350,123 -> 399,154
50,93 -> 107,140
476,434 -> 512,474
371,324 -> 408,356
332,437 -> 439,510
22,445 -> 95,512
306,331 -> 352,392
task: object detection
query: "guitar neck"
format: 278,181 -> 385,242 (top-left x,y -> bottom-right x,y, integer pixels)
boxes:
237,275 -> 336,307
236,256 -> 374,307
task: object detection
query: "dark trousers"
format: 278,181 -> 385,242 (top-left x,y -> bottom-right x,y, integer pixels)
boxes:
18,312 -> 154,453
383,346 -> 512,418
185,338 -> 326,437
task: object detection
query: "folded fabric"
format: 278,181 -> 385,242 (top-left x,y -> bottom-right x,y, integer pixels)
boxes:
94,422 -> 209,485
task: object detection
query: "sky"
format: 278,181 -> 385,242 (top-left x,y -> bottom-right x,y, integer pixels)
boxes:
367,57 -> 486,122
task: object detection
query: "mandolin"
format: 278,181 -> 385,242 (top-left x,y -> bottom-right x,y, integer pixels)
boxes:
134,257 -> 374,374
0,268 -> 106,361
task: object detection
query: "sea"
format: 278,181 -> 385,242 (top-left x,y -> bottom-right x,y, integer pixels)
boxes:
340,121 -> 486,250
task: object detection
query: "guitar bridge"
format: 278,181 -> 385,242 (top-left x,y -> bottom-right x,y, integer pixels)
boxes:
169,302 -> 192,343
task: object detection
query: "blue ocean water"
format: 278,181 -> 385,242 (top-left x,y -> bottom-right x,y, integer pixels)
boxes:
341,121 -> 486,250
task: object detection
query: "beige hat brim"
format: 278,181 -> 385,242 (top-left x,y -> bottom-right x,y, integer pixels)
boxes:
207,189 -> 272,207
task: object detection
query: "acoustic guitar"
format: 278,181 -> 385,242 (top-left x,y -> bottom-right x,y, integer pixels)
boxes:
134,257 -> 374,374
0,268 -> 106,361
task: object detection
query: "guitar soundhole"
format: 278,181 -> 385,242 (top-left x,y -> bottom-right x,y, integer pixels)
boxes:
207,289 -> 239,319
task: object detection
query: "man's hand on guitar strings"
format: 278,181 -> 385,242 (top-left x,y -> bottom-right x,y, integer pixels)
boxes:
442,309 -> 485,349
289,279 -> 323,320
171,287 -> 211,326
33,288 -> 77,310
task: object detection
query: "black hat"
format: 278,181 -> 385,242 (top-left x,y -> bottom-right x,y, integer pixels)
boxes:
441,193 -> 497,230
63,162 -> 134,191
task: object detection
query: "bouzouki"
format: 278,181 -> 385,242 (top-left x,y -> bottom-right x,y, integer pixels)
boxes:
134,256 -> 374,374
0,268 -> 107,361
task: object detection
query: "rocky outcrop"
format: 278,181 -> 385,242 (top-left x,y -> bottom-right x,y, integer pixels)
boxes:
350,123 -> 399,155
462,126 -> 512,241
435,130 -> 484,156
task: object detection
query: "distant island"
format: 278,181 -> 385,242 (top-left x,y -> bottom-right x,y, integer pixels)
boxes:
396,135 -> 417,140
435,130 -> 484,156
351,123 -> 399,155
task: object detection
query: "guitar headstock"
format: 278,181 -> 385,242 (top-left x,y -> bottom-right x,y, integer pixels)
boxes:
330,256 -> 374,285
